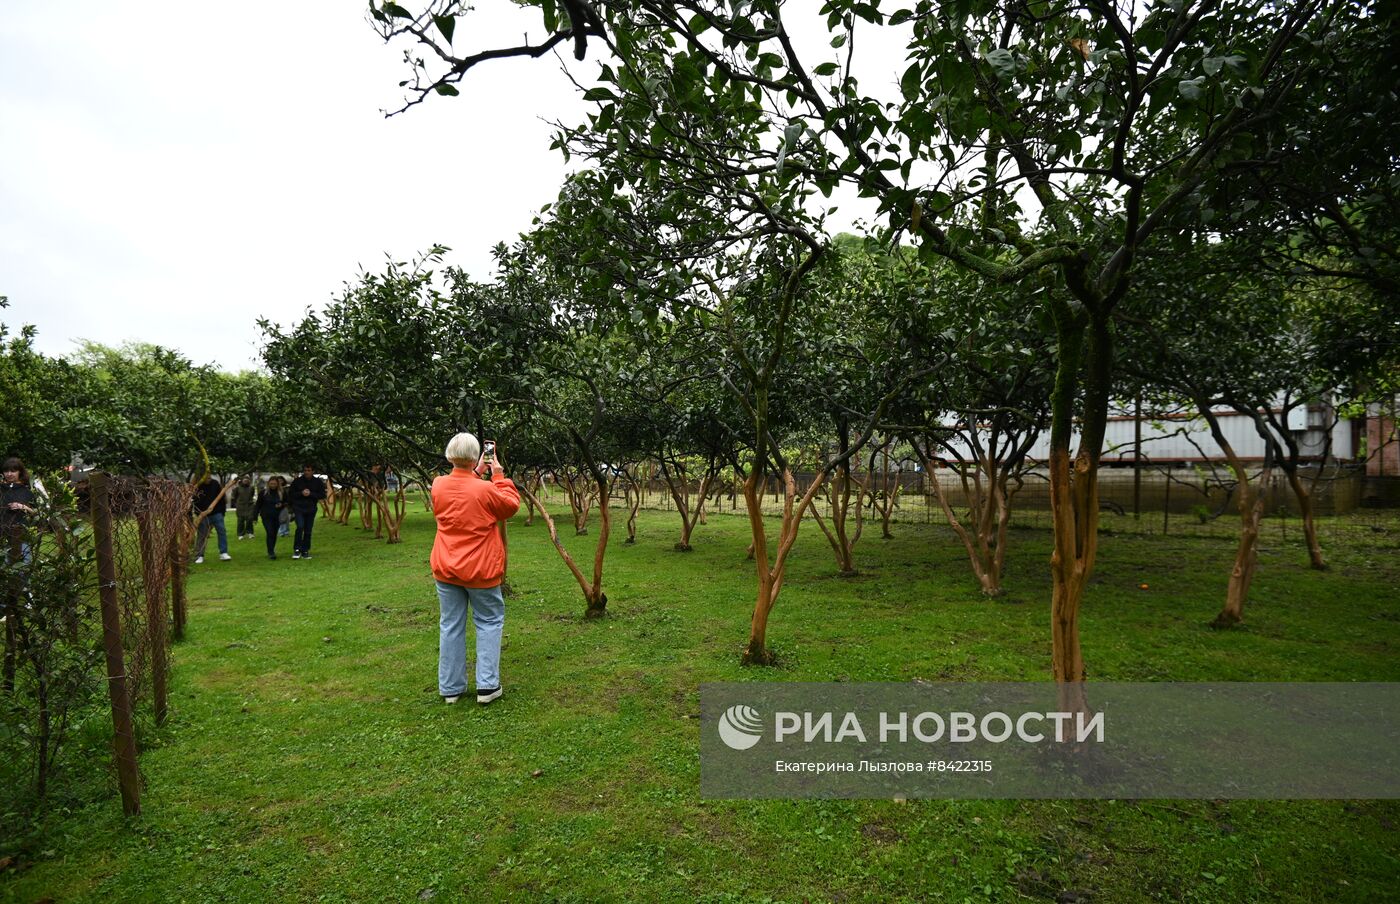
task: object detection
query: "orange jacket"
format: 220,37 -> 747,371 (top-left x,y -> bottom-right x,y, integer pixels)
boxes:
430,468 -> 520,588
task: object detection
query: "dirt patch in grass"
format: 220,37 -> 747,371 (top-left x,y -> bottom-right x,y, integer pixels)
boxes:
859,822 -> 903,845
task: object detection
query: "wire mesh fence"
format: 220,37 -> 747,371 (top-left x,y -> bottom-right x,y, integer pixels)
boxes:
102,475 -> 193,723
2,473 -> 193,824
582,467 -> 1398,554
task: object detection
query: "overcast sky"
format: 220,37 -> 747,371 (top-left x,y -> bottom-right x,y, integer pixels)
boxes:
1,4 -> 897,374
1,3 -> 595,372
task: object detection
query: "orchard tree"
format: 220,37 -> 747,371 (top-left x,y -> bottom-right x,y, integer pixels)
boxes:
0,304 -> 82,471
1125,240 -> 1290,625
891,265 -> 1053,597
260,247 -> 508,491
66,342 -> 233,478
481,224 -> 646,617
622,328 -> 749,552
373,0 -> 1347,682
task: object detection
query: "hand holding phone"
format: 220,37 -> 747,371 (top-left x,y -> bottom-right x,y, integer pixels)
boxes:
477,439 -> 498,476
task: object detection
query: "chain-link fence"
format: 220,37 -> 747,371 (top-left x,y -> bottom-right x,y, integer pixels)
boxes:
595,466 -> 1398,553
102,475 -> 193,722
2,473 -> 192,831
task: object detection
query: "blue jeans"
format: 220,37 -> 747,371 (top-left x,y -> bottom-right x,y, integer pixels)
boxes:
194,512 -> 228,558
293,508 -> 316,555
436,581 -> 505,696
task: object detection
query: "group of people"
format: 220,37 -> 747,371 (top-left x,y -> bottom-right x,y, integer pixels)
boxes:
191,465 -> 328,562
6,442 -> 520,710
191,436 -> 523,707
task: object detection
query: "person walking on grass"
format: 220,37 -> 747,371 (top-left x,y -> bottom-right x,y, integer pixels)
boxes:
192,474 -> 230,564
431,433 -> 519,705
288,464 -> 326,560
231,475 -> 257,540
256,476 -> 287,559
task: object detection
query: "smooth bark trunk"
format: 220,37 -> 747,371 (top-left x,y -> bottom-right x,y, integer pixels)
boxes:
519,483 -> 609,616
1285,469 -> 1326,571
742,467 -> 828,664
810,464 -> 864,576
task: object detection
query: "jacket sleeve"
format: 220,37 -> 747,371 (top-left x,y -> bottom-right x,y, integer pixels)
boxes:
314,478 -> 328,502
486,471 -> 520,520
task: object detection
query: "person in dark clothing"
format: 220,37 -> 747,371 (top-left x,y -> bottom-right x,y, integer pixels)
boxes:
1,456 -> 37,563
192,476 -> 230,564
288,465 -> 327,559
230,476 -> 257,539
256,476 -> 287,559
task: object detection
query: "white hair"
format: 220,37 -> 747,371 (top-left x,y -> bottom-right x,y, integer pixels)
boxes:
444,432 -> 481,467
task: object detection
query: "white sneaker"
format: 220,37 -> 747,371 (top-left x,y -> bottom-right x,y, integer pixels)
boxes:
219,553 -> 232,561
292,553 -> 301,560
444,695 -> 461,704
194,556 -> 204,564
476,688 -> 502,705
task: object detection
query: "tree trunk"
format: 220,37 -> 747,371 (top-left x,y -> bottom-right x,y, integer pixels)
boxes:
1285,469 -> 1326,570
1215,485 -> 1264,629
876,446 -> 901,539
621,471 -> 641,544
518,483 -> 608,617
1199,402 -> 1271,628
364,484 -> 405,544
741,470 -> 776,665
661,461 -> 711,551
929,461 -> 1003,596
742,467 -> 828,664
1046,306 -> 1110,685
810,467 -> 865,576
587,475 -> 610,616
1048,446 -> 1093,682
560,469 -> 592,534
334,487 -> 351,524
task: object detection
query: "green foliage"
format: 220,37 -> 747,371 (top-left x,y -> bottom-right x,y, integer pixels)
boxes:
0,487 -> 105,819
260,247 -> 482,479
0,312 -> 81,471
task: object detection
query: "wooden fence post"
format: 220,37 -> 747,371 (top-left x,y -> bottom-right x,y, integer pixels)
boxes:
169,523 -> 188,642
92,473 -> 142,816
135,508 -> 168,726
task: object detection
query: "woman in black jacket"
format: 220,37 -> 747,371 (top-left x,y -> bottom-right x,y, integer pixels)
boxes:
1,456 -> 37,563
256,476 -> 287,560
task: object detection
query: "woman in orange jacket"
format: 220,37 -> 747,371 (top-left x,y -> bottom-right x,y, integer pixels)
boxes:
432,432 -> 519,705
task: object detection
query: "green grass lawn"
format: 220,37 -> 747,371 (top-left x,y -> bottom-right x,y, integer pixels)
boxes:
4,501 -> 1399,903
